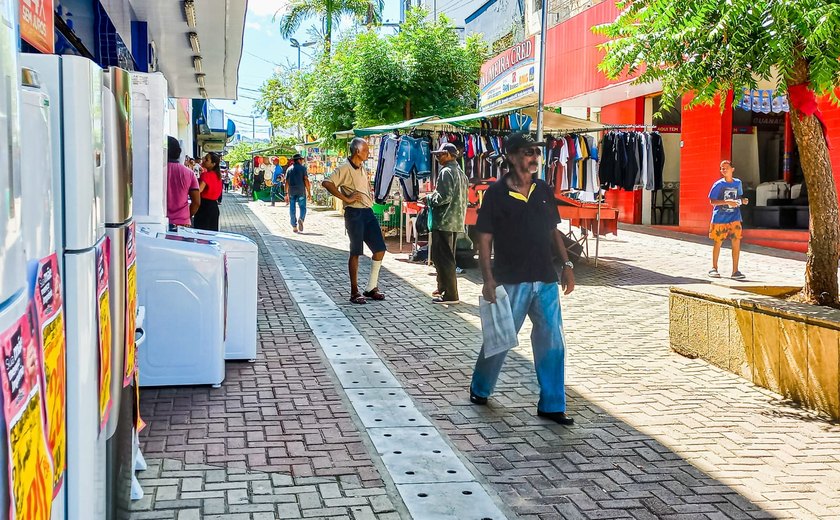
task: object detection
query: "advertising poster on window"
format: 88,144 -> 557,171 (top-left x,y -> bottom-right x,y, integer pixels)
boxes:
0,311 -> 54,520
96,237 -> 113,431
31,253 -> 67,495
19,0 -> 54,54
479,36 -> 539,110
124,222 -> 137,387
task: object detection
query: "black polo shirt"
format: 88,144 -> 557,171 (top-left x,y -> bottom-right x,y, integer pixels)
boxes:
475,177 -> 561,284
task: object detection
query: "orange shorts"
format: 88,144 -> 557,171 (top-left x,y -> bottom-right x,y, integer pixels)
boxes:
709,221 -> 743,241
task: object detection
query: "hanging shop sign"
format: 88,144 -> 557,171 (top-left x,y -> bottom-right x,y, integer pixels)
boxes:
96,237 -> 113,431
656,125 -> 681,134
20,0 -> 54,54
31,253 -> 67,495
123,222 -> 137,387
0,310 -> 54,520
480,36 -> 538,110
738,88 -> 789,114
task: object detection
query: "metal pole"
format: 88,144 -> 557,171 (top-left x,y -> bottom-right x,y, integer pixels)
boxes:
433,0 -> 437,20
535,0 -> 549,179
251,116 -> 255,140
297,46 -> 301,69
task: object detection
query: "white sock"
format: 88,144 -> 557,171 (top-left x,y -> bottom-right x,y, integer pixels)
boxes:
366,260 -> 382,292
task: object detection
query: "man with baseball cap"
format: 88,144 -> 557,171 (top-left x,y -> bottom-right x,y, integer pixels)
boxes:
427,143 -> 469,304
469,131 -> 576,425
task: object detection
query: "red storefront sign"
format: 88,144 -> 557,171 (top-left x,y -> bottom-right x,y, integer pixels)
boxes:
479,36 -> 537,110
20,0 -> 54,54
657,125 -> 681,133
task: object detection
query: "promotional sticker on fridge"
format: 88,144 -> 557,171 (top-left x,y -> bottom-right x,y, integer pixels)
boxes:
0,311 -> 54,520
124,221 -> 137,387
31,252 -> 67,495
96,237 -> 113,431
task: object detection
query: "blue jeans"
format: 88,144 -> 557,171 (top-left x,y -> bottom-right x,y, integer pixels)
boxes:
290,195 -> 307,227
471,282 -> 567,412
270,184 -> 284,204
394,136 -> 431,179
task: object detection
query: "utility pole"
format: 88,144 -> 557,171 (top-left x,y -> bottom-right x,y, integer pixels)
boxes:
433,0 -> 437,20
535,0 -> 549,179
251,116 -> 255,141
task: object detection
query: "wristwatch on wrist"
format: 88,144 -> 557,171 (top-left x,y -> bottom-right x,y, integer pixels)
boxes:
563,260 -> 574,270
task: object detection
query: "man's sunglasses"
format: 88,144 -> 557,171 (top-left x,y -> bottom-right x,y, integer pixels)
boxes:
516,147 -> 542,157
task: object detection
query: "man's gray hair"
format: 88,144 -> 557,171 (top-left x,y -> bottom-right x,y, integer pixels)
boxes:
349,137 -> 367,157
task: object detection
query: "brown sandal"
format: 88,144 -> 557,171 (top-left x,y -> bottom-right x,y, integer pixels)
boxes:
350,293 -> 367,304
363,288 -> 385,301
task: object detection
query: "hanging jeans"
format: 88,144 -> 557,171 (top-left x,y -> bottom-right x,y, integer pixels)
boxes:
470,282 -> 567,412
431,230 -> 458,301
394,136 -> 431,179
289,195 -> 307,228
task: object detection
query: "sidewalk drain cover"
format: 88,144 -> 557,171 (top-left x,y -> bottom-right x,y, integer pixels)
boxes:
296,302 -> 342,316
381,448 -> 471,484
306,317 -> 358,336
285,280 -> 323,293
367,427 -> 449,455
398,482 -> 507,520
331,360 -> 401,389
347,389 -> 430,428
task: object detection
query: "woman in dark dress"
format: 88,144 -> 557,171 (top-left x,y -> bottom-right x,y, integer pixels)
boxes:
193,152 -> 224,231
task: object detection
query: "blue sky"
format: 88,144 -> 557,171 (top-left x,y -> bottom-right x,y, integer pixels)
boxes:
212,0 -> 402,140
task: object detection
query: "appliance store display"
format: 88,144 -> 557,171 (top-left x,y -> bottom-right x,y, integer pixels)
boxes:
136,231 -> 227,387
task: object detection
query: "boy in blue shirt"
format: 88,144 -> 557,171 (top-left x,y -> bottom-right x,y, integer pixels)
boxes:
708,160 -> 749,280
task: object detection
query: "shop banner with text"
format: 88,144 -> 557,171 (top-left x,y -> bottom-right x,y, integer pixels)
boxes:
0,311 -> 54,520
20,0 -> 54,54
123,222 -> 137,387
480,36 -> 538,110
32,253 -> 67,496
96,237 -> 113,432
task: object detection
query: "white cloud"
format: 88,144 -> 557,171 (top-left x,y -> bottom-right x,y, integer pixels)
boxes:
247,0 -> 291,18
246,21 -> 263,31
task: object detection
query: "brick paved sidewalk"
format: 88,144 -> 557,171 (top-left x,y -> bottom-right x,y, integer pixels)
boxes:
130,196 -> 404,520
247,198 -> 840,520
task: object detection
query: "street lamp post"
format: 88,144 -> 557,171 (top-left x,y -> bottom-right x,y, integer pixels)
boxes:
289,38 -> 317,70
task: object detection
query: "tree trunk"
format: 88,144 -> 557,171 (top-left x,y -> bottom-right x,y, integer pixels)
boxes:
789,60 -> 840,306
404,99 -> 412,120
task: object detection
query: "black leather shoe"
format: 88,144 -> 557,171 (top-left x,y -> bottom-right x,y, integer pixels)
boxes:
537,410 -> 574,426
469,391 -> 488,405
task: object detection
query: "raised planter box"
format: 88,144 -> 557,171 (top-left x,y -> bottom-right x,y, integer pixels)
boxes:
670,283 -> 840,420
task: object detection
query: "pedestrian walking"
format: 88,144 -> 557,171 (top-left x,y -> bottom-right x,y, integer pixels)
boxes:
166,137 -> 200,229
469,132 -> 576,426
427,143 -> 468,304
321,137 -> 387,304
270,158 -> 285,207
708,160 -> 749,280
194,152 -> 224,231
285,154 -> 311,233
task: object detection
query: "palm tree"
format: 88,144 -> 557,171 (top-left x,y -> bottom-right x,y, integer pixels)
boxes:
275,0 -> 384,58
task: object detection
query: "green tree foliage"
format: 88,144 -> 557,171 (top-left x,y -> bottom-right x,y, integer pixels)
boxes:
223,141 -> 257,166
596,0 -> 840,305
258,9 -> 488,147
223,136 -> 299,166
275,0 -> 384,56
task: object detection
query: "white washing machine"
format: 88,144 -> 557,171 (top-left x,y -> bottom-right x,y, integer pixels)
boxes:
177,228 -> 258,361
136,231 -> 226,387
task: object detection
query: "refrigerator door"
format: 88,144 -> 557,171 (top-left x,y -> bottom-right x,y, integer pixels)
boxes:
104,225 -> 127,439
20,73 -> 56,261
130,72 -> 168,227
0,0 -> 26,306
102,67 -> 133,225
64,250 -> 107,520
19,54 -> 106,252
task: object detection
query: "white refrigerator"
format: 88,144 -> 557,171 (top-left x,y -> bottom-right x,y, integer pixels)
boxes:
20,53 -> 108,520
0,1 -> 27,518
102,66 -> 136,519
130,71 -> 168,234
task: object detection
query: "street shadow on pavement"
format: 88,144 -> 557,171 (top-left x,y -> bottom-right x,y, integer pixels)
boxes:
275,233 -> 779,520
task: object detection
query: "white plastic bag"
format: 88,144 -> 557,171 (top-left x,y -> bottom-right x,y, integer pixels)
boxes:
479,286 -> 519,358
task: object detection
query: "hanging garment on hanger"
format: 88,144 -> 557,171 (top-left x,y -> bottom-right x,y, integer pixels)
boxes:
644,132 -> 655,191
583,134 -> 600,193
638,132 -> 649,189
651,132 -> 665,190
394,135 -> 432,180
375,135 -> 401,203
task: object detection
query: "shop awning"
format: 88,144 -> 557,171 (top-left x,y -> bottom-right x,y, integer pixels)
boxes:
334,105 -> 603,138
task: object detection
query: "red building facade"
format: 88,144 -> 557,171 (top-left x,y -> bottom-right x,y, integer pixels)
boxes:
540,1 -> 840,253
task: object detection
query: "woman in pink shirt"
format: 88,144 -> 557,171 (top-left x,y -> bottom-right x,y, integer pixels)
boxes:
167,136 -> 201,228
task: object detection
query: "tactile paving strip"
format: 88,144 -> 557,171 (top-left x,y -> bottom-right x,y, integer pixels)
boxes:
247,209 -> 509,520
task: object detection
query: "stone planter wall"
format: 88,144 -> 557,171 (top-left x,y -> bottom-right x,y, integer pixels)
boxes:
670,284 -> 840,420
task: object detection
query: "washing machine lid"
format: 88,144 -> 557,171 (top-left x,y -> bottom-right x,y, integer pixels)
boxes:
158,234 -> 217,246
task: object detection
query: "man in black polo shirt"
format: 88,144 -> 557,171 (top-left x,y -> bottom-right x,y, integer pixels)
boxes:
469,132 -> 576,425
